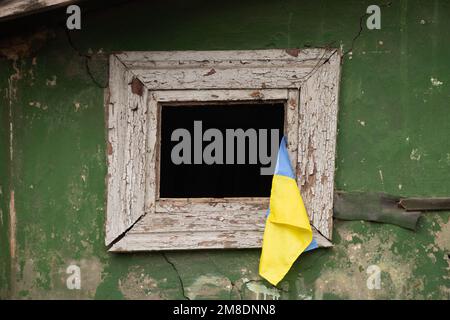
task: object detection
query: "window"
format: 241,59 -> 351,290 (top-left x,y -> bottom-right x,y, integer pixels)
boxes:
159,102 -> 284,198
106,49 -> 341,251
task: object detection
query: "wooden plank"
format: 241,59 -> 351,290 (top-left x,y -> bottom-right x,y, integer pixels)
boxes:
117,49 -> 332,66
298,50 -> 342,240
116,50 -> 335,90
0,0 -> 76,21
132,211 -> 267,233
285,89 -> 300,173
156,198 -> 269,213
152,89 -> 288,103
110,226 -> 331,252
106,56 -> 149,246
110,230 -> 265,251
133,66 -> 312,90
144,95 -> 158,213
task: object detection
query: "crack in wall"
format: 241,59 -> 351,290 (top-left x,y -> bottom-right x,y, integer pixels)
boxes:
60,1 -> 392,91
161,253 -> 190,300
62,25 -> 108,89
229,279 -> 242,300
344,1 -> 392,56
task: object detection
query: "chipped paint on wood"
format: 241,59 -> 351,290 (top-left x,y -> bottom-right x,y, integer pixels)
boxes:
298,51 -> 341,240
0,0 -> 77,21
115,49 -> 337,90
106,55 -> 150,246
107,50 -> 340,251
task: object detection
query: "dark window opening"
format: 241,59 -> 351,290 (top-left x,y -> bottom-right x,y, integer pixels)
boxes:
159,102 -> 284,198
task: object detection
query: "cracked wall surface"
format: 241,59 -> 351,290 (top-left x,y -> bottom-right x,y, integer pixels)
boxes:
0,0 -> 449,299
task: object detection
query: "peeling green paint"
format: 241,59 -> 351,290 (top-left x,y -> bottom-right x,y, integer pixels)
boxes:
0,58 -> 12,299
0,0 -> 449,299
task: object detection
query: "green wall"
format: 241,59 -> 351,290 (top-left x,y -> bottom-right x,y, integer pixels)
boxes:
0,58 -> 11,298
0,0 -> 449,299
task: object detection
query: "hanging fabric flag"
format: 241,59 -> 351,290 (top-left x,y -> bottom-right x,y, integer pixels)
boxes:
259,136 -> 314,286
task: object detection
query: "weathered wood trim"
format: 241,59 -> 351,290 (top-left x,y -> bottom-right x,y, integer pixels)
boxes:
109,225 -> 331,252
116,49 -> 334,66
106,49 -> 341,250
133,67 -> 312,90
116,49 -> 336,90
152,89 -> 289,103
110,230 -> 266,252
285,89 -> 300,173
106,55 -> 150,246
0,0 -> 77,21
298,51 -> 341,240
144,94 -> 158,213
156,198 -> 270,213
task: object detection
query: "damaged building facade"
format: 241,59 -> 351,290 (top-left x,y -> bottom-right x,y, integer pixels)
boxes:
0,0 -> 449,299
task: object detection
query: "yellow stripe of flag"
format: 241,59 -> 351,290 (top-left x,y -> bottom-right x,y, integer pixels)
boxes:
259,138 -> 313,286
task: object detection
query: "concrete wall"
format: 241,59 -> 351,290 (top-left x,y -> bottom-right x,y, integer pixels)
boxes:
0,0 -> 449,299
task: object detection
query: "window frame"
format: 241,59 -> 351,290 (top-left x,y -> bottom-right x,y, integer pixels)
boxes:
105,49 -> 341,251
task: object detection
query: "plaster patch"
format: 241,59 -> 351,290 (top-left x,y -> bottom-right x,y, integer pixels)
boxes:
14,254 -> 103,299
410,149 -> 421,161
430,77 -> 443,87
315,225 -> 420,299
245,280 -> 281,300
119,267 -> 170,300
46,75 -> 57,87
29,101 -> 41,109
439,285 -> 450,299
427,252 -> 437,264
434,218 -> 450,251
186,275 -> 231,300
293,276 -> 314,300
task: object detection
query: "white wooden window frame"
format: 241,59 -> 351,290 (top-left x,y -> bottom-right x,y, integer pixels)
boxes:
106,49 -> 342,252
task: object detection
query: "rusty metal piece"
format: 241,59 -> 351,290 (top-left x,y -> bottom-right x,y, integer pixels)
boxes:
107,141 -> 113,155
250,91 -> 263,99
399,198 -> 450,211
285,48 -> 300,57
203,68 -> 216,76
334,192 -> 450,230
333,191 -> 421,230
130,77 -> 144,96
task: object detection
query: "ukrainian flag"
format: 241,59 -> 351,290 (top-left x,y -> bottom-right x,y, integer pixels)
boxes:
259,136 -> 316,286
